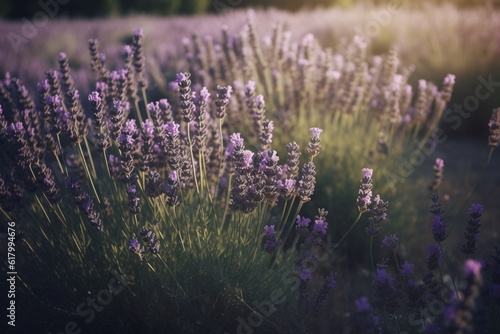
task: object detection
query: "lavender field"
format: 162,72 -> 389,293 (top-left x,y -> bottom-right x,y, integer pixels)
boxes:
1,2 -> 500,334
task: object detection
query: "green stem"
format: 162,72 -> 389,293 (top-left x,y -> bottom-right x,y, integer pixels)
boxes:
439,243 -> 458,298
369,236 -> 375,271
333,212 -> 363,250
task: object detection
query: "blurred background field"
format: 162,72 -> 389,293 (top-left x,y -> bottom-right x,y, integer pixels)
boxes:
1,1 -> 500,136
1,0 -> 499,333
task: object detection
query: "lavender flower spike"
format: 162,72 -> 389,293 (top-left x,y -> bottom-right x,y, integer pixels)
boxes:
307,127 -> 323,159
461,203 -> 484,256
357,168 -> 373,213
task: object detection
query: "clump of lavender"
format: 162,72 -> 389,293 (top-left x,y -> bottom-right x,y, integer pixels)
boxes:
357,168 -> 373,213
460,204 -> 484,257
488,108 -> 500,150
140,226 -> 160,254
307,127 -> 322,161
429,158 -> 444,192
263,225 -> 278,253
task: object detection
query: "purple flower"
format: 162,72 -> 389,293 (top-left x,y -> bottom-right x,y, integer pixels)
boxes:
444,74 -> 455,86
313,219 -> 328,235
400,261 -> 415,276
464,259 -> 482,280
427,244 -> 442,271
141,119 -> 155,138
165,121 -> 180,136
296,215 -> 311,227
59,52 -> 67,61
355,297 -> 370,313
133,28 -> 143,37
380,234 -> 398,250
362,168 -> 373,179
264,225 -> 276,236
260,150 -> 279,171
255,94 -> 265,108
467,203 -> 484,217
265,239 -> 279,252
128,185 -> 137,195
245,80 -> 256,93
373,268 -> 395,285
88,91 -> 101,102
200,87 -> 210,103
118,133 -> 134,145
300,269 -> 312,280
129,238 -> 139,249
230,133 -> 244,148
277,179 -> 294,192
434,158 -> 444,170
242,150 -> 254,169
169,170 -> 177,182
310,127 -> 323,138
431,215 -> 447,242
176,72 -> 187,83
123,119 -> 137,134
267,121 -> 274,132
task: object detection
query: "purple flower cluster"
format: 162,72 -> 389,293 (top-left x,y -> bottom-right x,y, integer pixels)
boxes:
427,244 -> 442,271
177,72 -> 195,122
429,194 -> 447,242
307,127 -> 323,160
65,176 -> 103,231
371,268 -> 401,314
460,203 -> 484,256
263,225 -> 279,253
127,185 -> 141,214
429,158 -> 444,192
140,226 -> 160,254
129,238 -> 145,260
365,194 -> 389,237
215,85 -> 232,119
357,168 -> 373,213
380,234 -> 398,252
354,297 -> 380,330
488,108 -> 500,149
